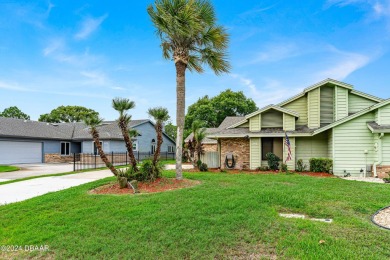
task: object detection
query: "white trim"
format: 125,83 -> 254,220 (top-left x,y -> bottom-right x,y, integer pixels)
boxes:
350,90 -> 383,103
60,141 -> 71,156
245,105 -> 299,119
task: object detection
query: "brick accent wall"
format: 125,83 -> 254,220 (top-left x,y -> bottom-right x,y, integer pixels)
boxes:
220,138 -> 250,170
203,144 -> 218,152
44,153 -> 74,163
376,165 -> 390,179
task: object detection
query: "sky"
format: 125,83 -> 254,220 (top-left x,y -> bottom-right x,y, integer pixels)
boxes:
0,0 -> 390,122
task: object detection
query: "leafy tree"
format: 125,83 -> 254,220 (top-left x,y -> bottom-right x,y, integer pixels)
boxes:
185,120 -> 207,168
164,121 -> 177,141
0,106 -> 30,120
185,89 -> 258,134
148,107 -> 170,170
84,116 -> 118,177
112,98 -> 138,171
148,0 -> 230,180
39,106 -> 99,123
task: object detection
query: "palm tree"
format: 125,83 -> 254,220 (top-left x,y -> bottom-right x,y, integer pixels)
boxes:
84,116 -> 118,176
148,107 -> 170,166
148,0 -> 230,180
189,120 -> 206,167
112,98 -> 138,171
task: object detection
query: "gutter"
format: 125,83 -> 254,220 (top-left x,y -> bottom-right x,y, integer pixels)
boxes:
373,133 -> 385,177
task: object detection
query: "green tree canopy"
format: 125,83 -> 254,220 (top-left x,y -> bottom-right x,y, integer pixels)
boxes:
185,89 -> 258,132
0,106 -> 30,120
39,106 -> 99,123
164,121 -> 177,141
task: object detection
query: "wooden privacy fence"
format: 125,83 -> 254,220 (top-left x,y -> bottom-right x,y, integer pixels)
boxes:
201,151 -> 220,168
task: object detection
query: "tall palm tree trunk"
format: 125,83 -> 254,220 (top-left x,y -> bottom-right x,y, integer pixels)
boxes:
119,119 -> 138,171
153,123 -> 163,165
175,61 -> 186,180
91,129 -> 118,176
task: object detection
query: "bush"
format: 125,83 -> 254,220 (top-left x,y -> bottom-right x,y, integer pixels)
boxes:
296,159 -> 307,172
266,152 -> 280,170
256,166 -> 270,171
196,159 -> 202,169
280,163 -> 288,172
309,158 -> 333,173
140,160 -> 164,181
199,163 -> 208,172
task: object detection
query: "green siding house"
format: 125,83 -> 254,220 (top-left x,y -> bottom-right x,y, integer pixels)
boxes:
207,79 -> 390,177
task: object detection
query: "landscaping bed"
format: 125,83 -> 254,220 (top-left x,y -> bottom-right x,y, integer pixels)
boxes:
187,168 -> 334,177
90,178 -> 201,195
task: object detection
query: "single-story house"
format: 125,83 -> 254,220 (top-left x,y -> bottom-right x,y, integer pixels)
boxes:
0,118 -> 175,164
196,78 -> 390,178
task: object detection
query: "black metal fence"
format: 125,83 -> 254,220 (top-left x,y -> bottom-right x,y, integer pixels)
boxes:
73,151 -> 175,171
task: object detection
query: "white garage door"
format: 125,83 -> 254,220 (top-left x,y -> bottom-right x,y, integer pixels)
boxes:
0,141 -> 42,164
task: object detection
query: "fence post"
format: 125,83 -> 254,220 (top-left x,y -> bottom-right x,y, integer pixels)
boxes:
94,153 -> 96,169
138,151 -> 140,162
73,153 -> 76,172
112,151 -> 114,166
126,151 -> 128,165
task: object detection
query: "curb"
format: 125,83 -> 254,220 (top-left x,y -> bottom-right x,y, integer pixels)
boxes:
371,205 -> 390,231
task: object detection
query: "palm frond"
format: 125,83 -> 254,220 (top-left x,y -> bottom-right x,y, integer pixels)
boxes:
84,116 -> 104,129
112,98 -> 135,117
148,107 -> 170,123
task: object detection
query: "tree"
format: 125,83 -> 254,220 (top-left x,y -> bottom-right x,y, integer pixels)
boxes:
39,106 -> 99,123
185,89 -> 258,133
0,106 -> 30,120
84,116 -> 118,176
186,120 -> 206,167
148,107 -> 170,167
164,121 -> 177,141
112,98 -> 138,171
148,0 -> 230,180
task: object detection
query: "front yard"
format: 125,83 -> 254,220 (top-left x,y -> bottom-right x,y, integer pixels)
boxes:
1,171 -> 390,259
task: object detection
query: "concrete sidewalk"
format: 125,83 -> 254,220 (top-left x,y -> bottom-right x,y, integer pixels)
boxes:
0,170 -> 112,205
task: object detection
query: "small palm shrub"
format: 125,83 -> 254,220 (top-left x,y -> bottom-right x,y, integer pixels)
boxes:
140,160 -> 164,182
266,152 -> 280,170
296,159 -> 307,172
199,163 -> 208,172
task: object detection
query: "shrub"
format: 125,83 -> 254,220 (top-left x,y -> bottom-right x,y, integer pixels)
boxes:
140,160 -> 164,181
196,159 -> 202,169
199,163 -> 208,172
280,163 -> 288,172
266,152 -> 280,170
256,166 -> 270,171
296,159 -> 307,172
309,158 -> 333,173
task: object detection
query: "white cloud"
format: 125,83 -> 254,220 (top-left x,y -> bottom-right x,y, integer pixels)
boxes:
74,14 -> 108,40
314,46 -> 374,80
0,80 -> 32,92
43,39 -> 64,56
230,74 -> 302,105
249,43 -> 302,64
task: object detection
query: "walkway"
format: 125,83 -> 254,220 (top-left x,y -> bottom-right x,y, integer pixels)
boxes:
0,170 -> 112,205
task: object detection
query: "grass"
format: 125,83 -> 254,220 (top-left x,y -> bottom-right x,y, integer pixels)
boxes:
1,171 -> 390,259
0,165 -> 19,173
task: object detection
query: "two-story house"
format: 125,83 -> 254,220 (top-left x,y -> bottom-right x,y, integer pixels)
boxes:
206,79 -> 390,177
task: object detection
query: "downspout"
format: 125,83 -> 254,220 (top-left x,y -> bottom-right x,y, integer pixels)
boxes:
373,133 -> 384,177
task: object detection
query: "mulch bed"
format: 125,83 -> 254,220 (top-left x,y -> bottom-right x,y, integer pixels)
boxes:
187,168 -> 333,178
90,178 -> 201,195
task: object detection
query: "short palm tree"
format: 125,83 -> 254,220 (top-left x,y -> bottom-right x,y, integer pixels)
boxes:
112,98 -> 138,171
84,116 -> 118,176
148,107 -> 170,166
190,120 -> 206,166
148,0 -> 230,180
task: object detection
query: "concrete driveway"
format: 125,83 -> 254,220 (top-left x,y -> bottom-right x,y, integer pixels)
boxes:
0,163 -> 74,182
0,169 -> 112,205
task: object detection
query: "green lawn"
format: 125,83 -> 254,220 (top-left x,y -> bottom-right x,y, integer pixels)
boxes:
1,172 -> 390,259
0,165 -> 19,172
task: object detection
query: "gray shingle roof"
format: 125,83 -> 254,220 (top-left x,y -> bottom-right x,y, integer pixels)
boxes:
0,117 -> 150,140
367,121 -> 390,131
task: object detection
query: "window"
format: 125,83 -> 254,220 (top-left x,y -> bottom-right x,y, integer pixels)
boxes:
93,141 -> 103,155
61,142 -> 70,156
262,138 -> 273,160
151,139 -> 156,154
132,142 -> 138,151
168,146 -> 175,153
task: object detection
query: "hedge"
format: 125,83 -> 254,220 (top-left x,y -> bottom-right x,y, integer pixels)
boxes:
309,158 -> 333,173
